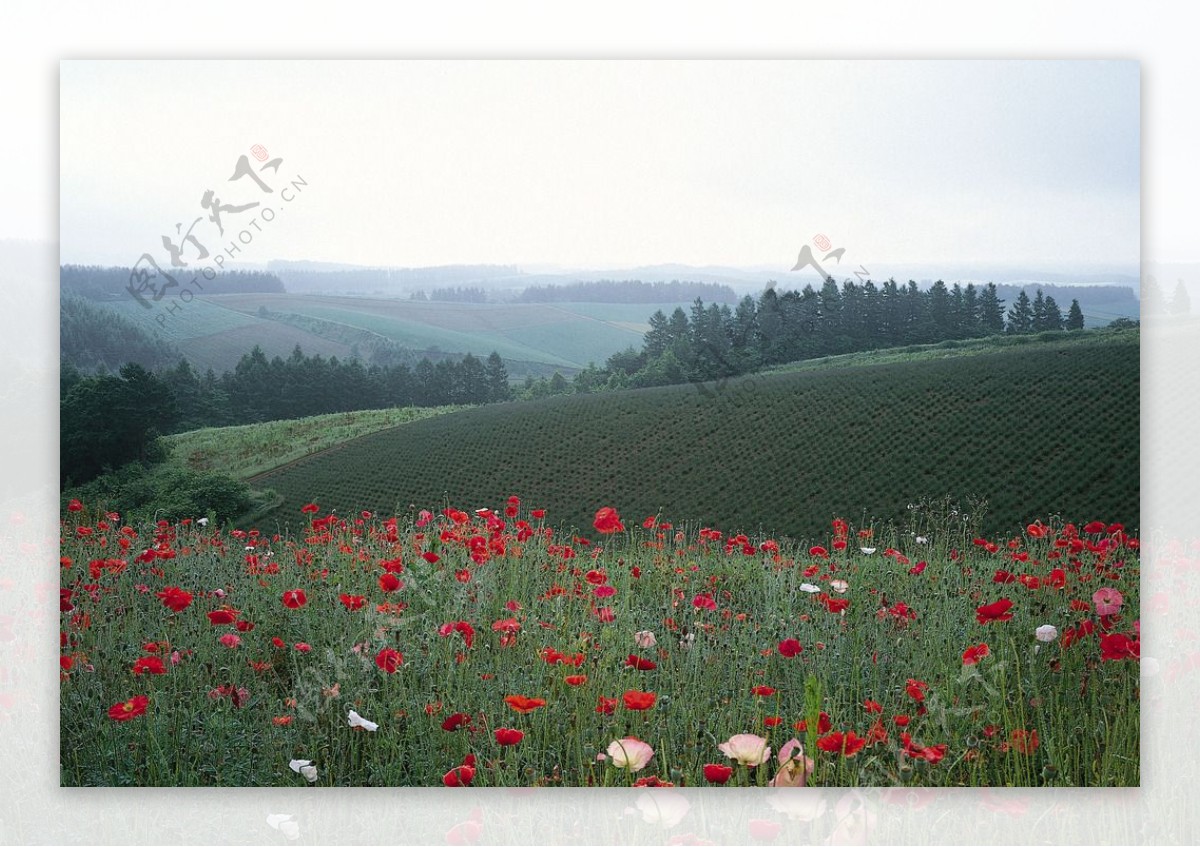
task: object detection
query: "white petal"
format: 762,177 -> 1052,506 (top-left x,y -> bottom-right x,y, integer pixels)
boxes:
300,765 -> 319,783
289,759 -> 311,774
280,820 -> 300,840
799,583 -> 821,593
347,709 -> 379,731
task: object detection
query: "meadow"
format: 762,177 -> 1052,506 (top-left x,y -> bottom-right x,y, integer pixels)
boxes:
161,405 -> 470,482
59,500 -> 1139,787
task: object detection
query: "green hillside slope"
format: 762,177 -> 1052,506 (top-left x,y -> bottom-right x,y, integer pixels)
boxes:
245,330 -> 1139,541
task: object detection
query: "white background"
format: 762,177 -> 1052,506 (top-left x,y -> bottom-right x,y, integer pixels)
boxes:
2,1 -> 1196,843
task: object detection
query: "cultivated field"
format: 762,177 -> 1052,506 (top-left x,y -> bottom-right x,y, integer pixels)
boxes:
245,330 -> 1139,542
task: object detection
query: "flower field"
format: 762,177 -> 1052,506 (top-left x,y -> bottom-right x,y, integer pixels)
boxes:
59,498 -> 1139,788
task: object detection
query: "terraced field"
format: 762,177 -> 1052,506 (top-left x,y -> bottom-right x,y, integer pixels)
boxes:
245,330 -> 1139,541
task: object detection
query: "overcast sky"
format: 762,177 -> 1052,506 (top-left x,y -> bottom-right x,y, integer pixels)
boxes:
59,60 -> 1139,273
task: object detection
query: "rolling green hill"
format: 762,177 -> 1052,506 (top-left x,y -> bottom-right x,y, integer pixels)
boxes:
207,294 -> 664,369
242,329 -> 1138,541
86,293 -> 688,377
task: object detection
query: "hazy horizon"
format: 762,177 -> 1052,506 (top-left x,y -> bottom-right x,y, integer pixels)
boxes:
61,60 -> 1138,273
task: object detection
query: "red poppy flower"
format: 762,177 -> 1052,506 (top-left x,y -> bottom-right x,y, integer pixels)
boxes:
865,718 -> 888,745
703,763 -> 734,784
863,699 -> 883,714
751,685 -> 777,697
206,609 -> 238,625
564,674 -> 588,686
340,594 -> 365,611
585,569 -> 608,585
905,678 -> 929,702
494,728 -> 524,746
441,712 -> 472,732
893,714 -> 911,727
794,712 -> 832,734
908,561 -> 927,576
976,598 -> 1014,624
378,573 -> 402,592
375,647 -> 403,673
901,733 -> 947,764
1099,632 -> 1139,661
593,507 -> 625,534
281,589 -> 307,609
421,551 -> 440,564
156,586 -> 193,613
68,498 -> 83,512
272,637 -> 286,649
626,655 -> 657,671
531,509 -> 546,519
442,755 -> 477,787
132,656 -> 166,675
819,594 -> 850,614
1010,729 -> 1039,754
455,569 -> 471,584
1083,520 -> 1108,534
622,690 -> 657,711
301,503 -> 320,514
692,593 -> 717,611
816,731 -> 867,756
504,694 -> 547,714
778,638 -> 803,658
595,695 -> 619,715
108,695 -> 149,722
962,643 -> 990,666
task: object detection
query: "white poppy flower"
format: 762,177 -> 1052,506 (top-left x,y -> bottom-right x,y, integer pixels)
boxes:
289,759 -> 318,782
347,709 -> 379,731
829,579 -> 849,594
196,517 -> 209,526
860,547 -> 876,555
799,583 -> 821,593
915,536 -> 929,545
1035,624 -> 1059,642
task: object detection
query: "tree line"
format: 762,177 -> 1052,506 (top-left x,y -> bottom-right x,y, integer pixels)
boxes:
60,347 -> 513,488
61,264 -> 286,299
566,279 -> 1087,391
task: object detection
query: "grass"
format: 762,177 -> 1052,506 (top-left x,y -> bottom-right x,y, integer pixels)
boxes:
161,405 -> 470,481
